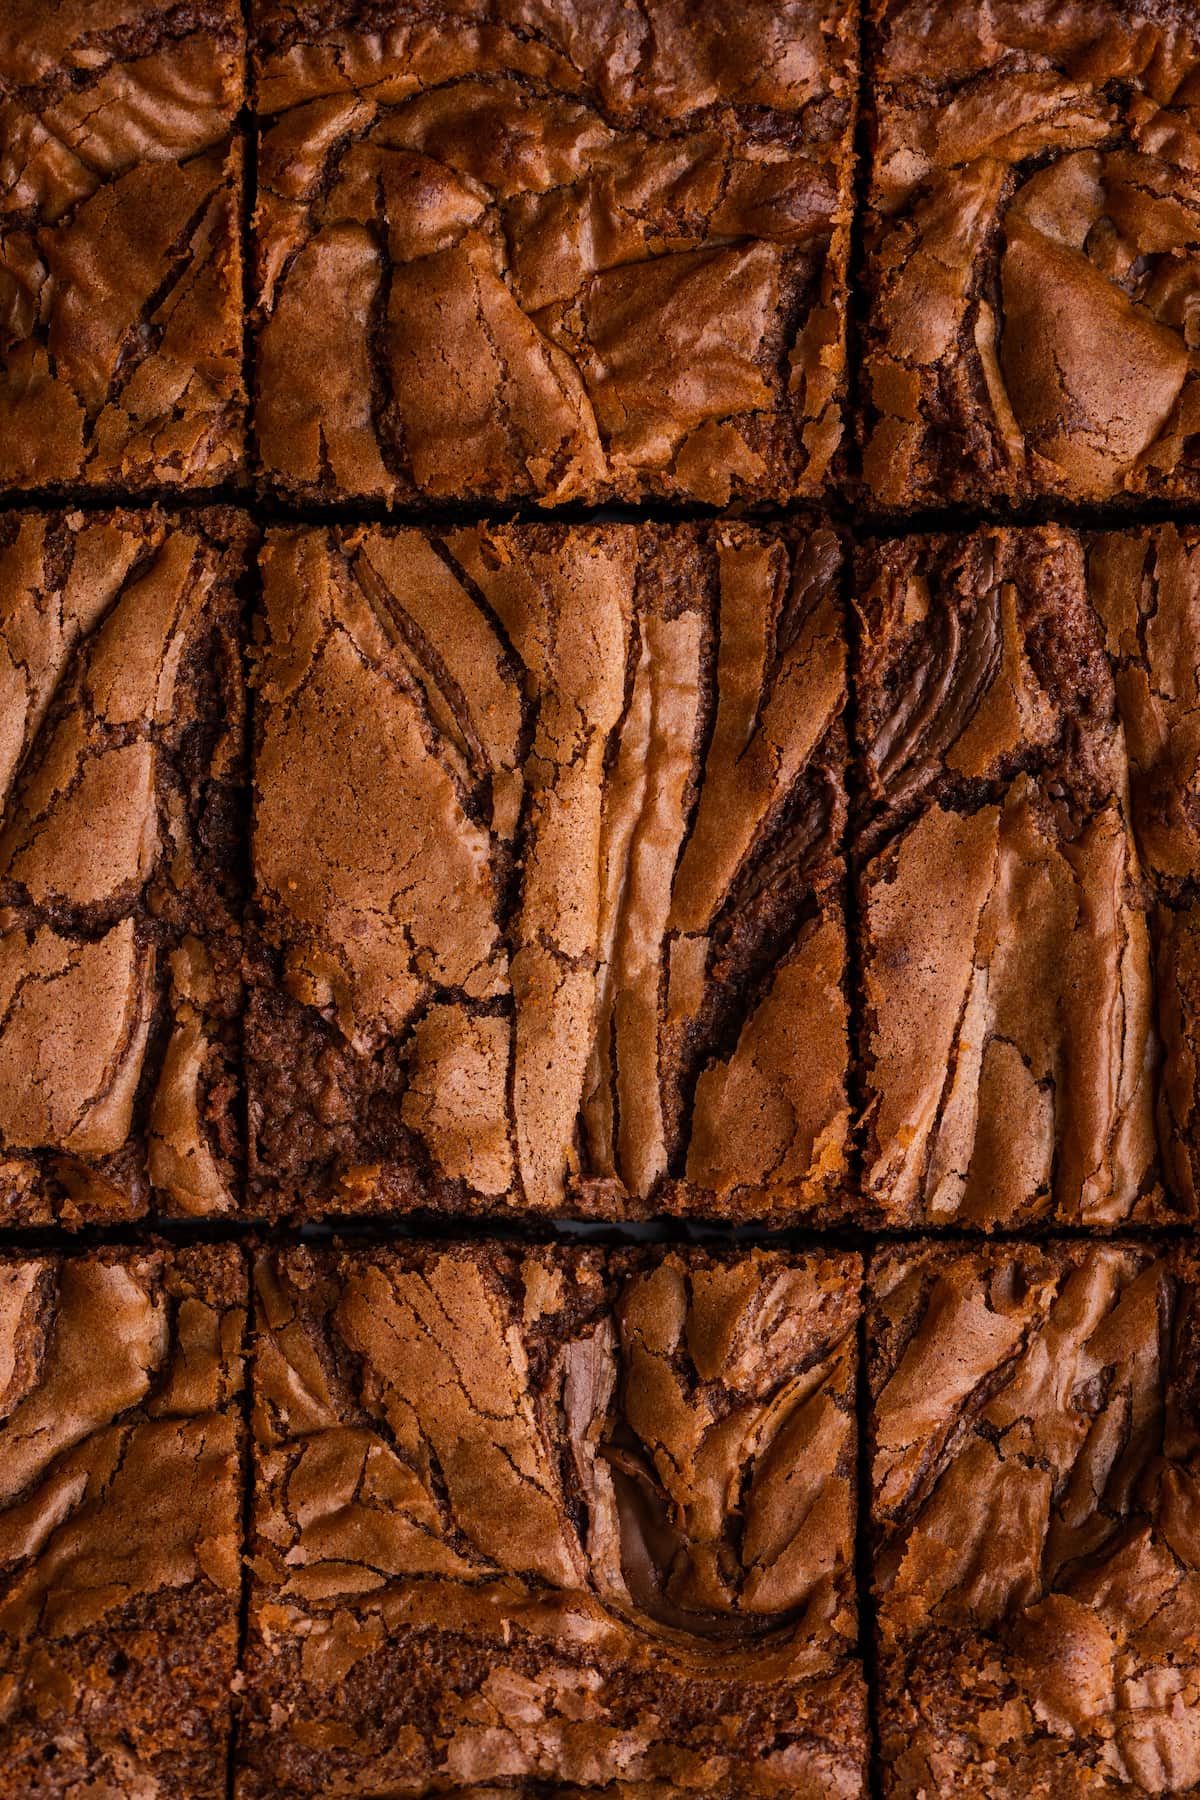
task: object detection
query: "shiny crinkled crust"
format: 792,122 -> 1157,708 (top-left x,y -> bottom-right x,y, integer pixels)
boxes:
0,1244 -> 247,1800
0,509 -> 253,1225
245,519 -> 852,1223
859,0 -> 1200,508
248,0 -> 857,505
1087,527 -> 1200,900
868,1241 -> 1200,1799
0,1 -> 247,489
852,526 -> 1170,1228
237,1243 -> 866,1799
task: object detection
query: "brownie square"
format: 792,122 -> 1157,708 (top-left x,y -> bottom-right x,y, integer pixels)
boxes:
247,520 -> 851,1222
238,1242 -> 866,1798
1088,526 -> 1200,897
0,1 -> 246,489
869,1241 -> 1200,1797
852,526 -> 1165,1227
860,0 -> 1200,508
0,509 -> 251,1224
249,0 -> 858,506
0,1244 -> 247,1798
1088,526 -> 1200,1216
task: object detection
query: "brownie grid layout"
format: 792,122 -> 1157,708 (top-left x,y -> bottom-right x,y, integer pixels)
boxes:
3,1 -> 1200,1798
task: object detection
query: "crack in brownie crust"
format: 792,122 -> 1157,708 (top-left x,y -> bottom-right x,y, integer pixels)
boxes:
0,509 -> 252,1225
247,520 -> 851,1222
0,1 -> 247,489
852,526 -> 1170,1228
249,0 -> 857,505
238,1242 -> 866,1798
869,1241 -> 1200,1797
0,1244 -> 247,1798
860,0 -> 1200,508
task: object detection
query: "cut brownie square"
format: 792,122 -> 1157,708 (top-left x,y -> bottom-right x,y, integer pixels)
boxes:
860,0 -> 1200,508
247,520 -> 851,1221
250,0 -> 857,506
0,509 -> 251,1224
1088,526 -> 1200,897
1089,526 -> 1200,1215
852,526 -> 1164,1227
0,1244 -> 247,1798
869,1241 -> 1200,1798
0,1 -> 246,489
238,1242 -> 866,1799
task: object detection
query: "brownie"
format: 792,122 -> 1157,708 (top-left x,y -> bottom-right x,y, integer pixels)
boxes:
238,1242 -> 866,1798
868,1241 -> 1200,1798
0,509 -> 251,1224
859,0 -> 1200,508
247,520 -> 851,1222
1088,527 -> 1200,1215
1088,527 -> 1200,897
0,1244 -> 247,1798
0,1 -> 246,489
852,527 -> 1164,1227
249,0 -> 857,506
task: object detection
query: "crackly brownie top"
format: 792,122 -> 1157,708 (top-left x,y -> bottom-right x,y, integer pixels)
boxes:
0,510 -> 249,1221
250,0 -> 856,503
0,0 -> 245,487
852,530 -> 1160,1229
869,1242 -> 1200,1795
244,1243 -> 861,1793
1089,526 -> 1200,891
854,527 -> 1122,835
251,522 -> 849,1215
863,0 -> 1200,503
0,1244 -> 245,1655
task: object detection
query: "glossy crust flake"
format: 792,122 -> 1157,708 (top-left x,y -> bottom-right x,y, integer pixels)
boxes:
249,0 -> 858,505
860,0 -> 1200,507
0,509 -> 251,1225
238,1243 -> 866,1799
247,520 -> 851,1221
869,1241 -> 1200,1798
0,0 -> 247,489
853,527 -> 1167,1228
0,1245 -> 247,1799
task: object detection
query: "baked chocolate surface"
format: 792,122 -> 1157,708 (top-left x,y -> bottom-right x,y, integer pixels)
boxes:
0,1 -> 246,489
0,1244 -> 247,1798
238,1242 -> 865,1798
852,527 -> 1165,1227
869,1241 -> 1200,1798
247,520 -> 851,1221
860,0 -> 1200,508
1088,527 -> 1200,899
249,0 -> 857,506
0,509 -> 251,1225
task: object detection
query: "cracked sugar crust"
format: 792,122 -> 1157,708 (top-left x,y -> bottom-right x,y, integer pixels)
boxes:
1088,527 -> 1200,900
0,1243 -> 247,1800
0,508 -> 252,1226
852,527 -> 1168,1228
248,0 -> 857,506
246,519 -> 851,1222
859,0 -> 1200,508
1086,528 -> 1200,1217
0,0 -> 247,489
868,1241 -> 1200,1799
237,1242 -> 866,1800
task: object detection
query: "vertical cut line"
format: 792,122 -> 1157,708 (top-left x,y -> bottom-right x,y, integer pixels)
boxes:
855,1295 -> 886,1800
239,0 -> 260,497
841,0 -> 876,504
235,514 -> 265,1227
226,1241 -> 258,1800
